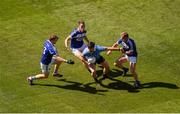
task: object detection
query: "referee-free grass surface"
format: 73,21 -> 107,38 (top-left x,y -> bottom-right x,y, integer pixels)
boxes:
0,0 -> 180,112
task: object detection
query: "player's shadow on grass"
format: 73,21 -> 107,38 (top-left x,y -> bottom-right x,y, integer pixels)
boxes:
34,79 -> 107,95
96,68 -> 139,93
97,67 -> 132,78
142,82 -> 179,89
96,68 -> 123,78
99,77 -> 140,93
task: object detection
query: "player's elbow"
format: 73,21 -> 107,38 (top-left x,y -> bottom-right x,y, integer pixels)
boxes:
65,37 -> 70,46
65,36 -> 70,41
65,37 -> 69,42
113,43 -> 118,47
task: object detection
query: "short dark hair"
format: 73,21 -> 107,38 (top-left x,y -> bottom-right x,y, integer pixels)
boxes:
49,35 -> 59,41
88,42 -> 95,49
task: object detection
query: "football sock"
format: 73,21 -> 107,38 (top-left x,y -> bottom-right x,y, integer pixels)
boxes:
135,80 -> 140,84
31,76 -> 36,80
94,78 -> 99,83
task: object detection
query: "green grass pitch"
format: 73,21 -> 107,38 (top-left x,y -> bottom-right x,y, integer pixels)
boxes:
0,0 -> 180,112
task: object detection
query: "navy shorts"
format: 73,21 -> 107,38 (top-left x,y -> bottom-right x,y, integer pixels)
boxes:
96,56 -> 105,64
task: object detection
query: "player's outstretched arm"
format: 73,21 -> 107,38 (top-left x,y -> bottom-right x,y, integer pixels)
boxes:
106,47 -> 120,51
84,36 -> 90,44
107,42 -> 119,55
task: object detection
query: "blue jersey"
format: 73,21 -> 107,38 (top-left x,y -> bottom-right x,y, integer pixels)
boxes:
70,28 -> 87,48
117,38 -> 137,57
82,45 -> 106,60
41,40 -> 57,65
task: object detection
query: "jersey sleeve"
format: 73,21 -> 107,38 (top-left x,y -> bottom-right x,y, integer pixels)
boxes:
82,50 -> 89,60
82,48 -> 87,56
96,45 -> 107,52
129,39 -> 136,51
70,29 -> 77,39
117,38 -> 122,44
46,43 -> 57,55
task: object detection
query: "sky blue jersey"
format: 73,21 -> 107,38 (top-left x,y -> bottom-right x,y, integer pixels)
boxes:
70,28 -> 87,48
117,38 -> 137,57
41,40 -> 57,65
82,45 -> 106,60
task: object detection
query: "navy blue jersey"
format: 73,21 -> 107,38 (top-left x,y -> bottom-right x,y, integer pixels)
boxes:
117,38 -> 138,57
70,28 -> 87,48
41,40 -> 57,65
83,45 -> 106,60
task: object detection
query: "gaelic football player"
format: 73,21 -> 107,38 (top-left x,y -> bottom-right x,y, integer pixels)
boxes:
107,32 -> 141,88
27,35 -> 74,85
64,20 -> 90,70
83,42 -> 121,83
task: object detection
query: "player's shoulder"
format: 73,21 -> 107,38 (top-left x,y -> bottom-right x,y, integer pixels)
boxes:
129,38 -> 135,43
95,45 -> 101,48
71,28 -> 78,34
44,40 -> 50,45
95,45 -> 105,50
44,40 -> 53,47
117,38 -> 122,44
72,28 -> 78,32
129,38 -> 134,41
82,47 -> 89,55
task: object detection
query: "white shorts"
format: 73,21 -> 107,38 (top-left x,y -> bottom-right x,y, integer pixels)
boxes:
40,58 -> 56,73
125,55 -> 137,63
71,43 -> 87,55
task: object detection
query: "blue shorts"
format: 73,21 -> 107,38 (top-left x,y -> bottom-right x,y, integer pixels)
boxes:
71,43 -> 87,54
96,56 -> 105,64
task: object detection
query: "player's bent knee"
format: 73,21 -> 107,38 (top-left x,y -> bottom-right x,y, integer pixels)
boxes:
91,70 -> 96,75
55,58 -> 63,64
92,70 -> 96,74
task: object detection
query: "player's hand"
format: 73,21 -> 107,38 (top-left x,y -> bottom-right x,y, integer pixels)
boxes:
66,59 -> 75,64
120,48 -> 125,53
106,51 -> 112,55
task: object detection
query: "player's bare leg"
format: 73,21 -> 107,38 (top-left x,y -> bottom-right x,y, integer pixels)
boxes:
88,64 -> 101,90
100,61 -> 110,78
130,62 -> 141,88
114,56 -> 129,76
88,64 -> 99,83
27,72 -> 49,85
52,56 -> 66,77
74,51 -> 90,71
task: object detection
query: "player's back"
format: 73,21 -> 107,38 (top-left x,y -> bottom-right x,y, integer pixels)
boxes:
128,38 -> 137,57
41,40 -> 57,65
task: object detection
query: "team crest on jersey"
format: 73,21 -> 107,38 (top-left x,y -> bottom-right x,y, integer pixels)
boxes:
76,33 -> 86,41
